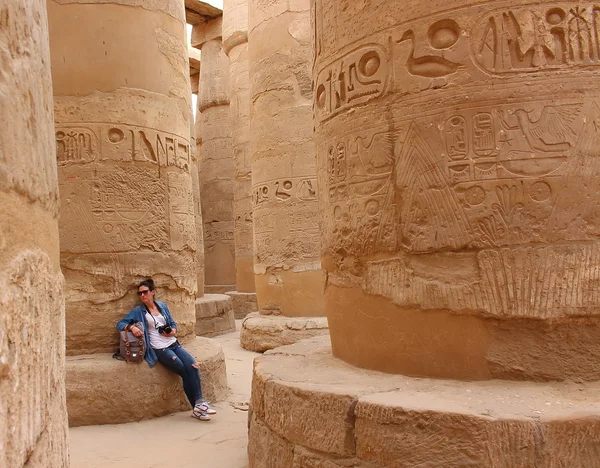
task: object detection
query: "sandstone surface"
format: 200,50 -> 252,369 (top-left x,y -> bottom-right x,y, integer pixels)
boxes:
249,0 -> 325,317
314,0 -> 600,381
196,293 -> 236,337
249,336 -> 600,468
0,1 -> 69,466
224,0 -> 256,294
48,0 -> 198,355
193,16 -> 237,290
67,337 -> 228,427
240,312 -> 329,352
227,290 -> 259,319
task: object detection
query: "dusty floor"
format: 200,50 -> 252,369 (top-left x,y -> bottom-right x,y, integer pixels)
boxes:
69,321 -> 257,468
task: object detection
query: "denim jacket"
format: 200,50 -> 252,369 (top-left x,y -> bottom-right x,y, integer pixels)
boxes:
116,301 -> 177,367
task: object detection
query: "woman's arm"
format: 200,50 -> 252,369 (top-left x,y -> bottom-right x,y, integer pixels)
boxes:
116,308 -> 139,331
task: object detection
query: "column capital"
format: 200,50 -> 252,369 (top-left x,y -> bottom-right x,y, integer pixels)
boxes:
222,0 -> 249,56
191,16 -> 223,50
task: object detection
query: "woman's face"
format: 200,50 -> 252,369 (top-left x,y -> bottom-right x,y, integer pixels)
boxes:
137,286 -> 155,306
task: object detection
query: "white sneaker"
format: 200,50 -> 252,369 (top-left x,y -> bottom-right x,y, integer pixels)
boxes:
192,410 -> 211,421
195,401 -> 217,415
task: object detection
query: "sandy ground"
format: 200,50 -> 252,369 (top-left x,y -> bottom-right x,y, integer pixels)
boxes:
69,321 -> 258,468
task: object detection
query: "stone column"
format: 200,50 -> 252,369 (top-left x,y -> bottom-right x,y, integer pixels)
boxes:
241,0 -> 328,352
190,115 -> 205,298
0,1 -> 69,466
314,0 -> 600,381
49,0 -> 197,354
192,17 -> 237,294
191,17 -> 237,337
189,47 -> 204,297
247,1 -> 600,466
48,0 -> 227,426
223,0 -> 259,318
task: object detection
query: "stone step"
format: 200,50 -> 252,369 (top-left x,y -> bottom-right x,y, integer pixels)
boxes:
67,337 -> 228,427
226,290 -> 258,319
249,336 -> 600,468
195,294 -> 236,337
240,312 -> 329,352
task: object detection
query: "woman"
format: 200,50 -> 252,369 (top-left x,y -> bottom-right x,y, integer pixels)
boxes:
116,279 -> 216,421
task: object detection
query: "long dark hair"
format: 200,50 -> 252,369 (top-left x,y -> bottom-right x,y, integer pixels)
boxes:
138,278 -> 155,292
137,279 -> 164,316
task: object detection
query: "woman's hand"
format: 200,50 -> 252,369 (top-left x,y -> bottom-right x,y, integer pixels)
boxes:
130,326 -> 143,338
165,328 -> 177,338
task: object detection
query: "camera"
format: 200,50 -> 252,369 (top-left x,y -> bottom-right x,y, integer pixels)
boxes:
157,325 -> 172,335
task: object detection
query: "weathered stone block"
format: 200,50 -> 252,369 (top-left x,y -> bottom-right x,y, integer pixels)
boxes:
240,312 -> 329,352
195,294 -> 236,337
226,290 -> 258,319
66,337 -> 228,426
249,336 -> 600,468
248,414 -> 294,468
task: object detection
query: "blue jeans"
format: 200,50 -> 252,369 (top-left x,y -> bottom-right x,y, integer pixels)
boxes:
155,342 -> 203,408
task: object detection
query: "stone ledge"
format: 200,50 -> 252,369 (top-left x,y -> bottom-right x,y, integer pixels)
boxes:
195,294 -> 235,337
240,312 -> 329,353
249,336 -> 600,468
205,284 -> 236,294
226,290 -> 258,319
67,337 -> 228,427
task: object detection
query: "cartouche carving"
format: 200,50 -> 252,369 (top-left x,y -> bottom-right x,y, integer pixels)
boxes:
472,4 -> 600,74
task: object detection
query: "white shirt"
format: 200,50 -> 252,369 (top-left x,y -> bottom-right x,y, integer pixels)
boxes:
145,312 -> 177,350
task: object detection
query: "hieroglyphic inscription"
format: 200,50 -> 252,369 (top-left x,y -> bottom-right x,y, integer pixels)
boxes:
168,172 -> 196,251
56,127 -> 98,164
321,120 -> 397,258
59,167 -> 168,253
235,211 -> 253,229
252,176 -> 318,207
315,45 -> 389,122
394,20 -> 463,78
472,4 -> 600,74
314,3 -> 600,119
253,204 -> 321,265
442,102 -> 583,185
204,222 -> 235,248
393,100 -> 588,252
56,123 -> 190,170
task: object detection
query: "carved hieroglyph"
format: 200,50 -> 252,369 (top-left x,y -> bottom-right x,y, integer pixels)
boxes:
249,0 -> 325,316
314,0 -> 600,380
0,1 -> 69,465
49,0 -> 198,354
223,0 -> 256,293
195,22 -> 237,289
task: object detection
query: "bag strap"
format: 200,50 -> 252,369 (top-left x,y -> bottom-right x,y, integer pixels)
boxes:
124,326 -> 131,363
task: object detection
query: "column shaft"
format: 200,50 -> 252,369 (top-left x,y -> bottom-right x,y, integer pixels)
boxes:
224,0 -> 256,293
249,0 -> 325,316
49,0 -> 198,354
0,1 -> 68,465
315,0 -> 600,380
195,20 -> 237,291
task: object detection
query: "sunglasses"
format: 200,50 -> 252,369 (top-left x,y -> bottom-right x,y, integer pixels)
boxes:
137,289 -> 152,296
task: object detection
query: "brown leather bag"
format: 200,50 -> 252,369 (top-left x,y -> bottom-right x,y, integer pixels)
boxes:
119,322 -> 146,363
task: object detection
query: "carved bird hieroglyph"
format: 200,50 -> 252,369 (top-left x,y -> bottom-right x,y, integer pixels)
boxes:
498,105 -> 581,153
397,30 -> 462,78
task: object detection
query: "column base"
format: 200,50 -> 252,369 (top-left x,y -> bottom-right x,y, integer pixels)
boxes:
195,294 -> 236,337
240,312 -> 329,352
249,336 -> 600,468
205,284 -> 236,294
226,290 -> 258,319
67,337 -> 228,427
